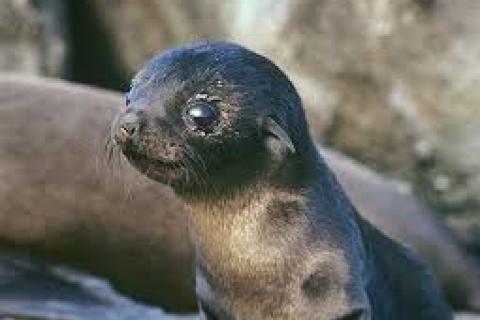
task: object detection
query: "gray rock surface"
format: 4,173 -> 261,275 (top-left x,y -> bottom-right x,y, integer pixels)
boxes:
0,0 -> 41,74
0,0 -> 66,77
0,252 -> 197,320
455,314 -> 480,320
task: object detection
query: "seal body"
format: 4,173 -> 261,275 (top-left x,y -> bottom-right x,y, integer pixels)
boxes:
114,42 -> 452,319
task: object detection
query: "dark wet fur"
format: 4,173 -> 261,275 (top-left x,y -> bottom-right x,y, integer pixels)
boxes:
107,113 -> 213,199
112,41 -> 453,319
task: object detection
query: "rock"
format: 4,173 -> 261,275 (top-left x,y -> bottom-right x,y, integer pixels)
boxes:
455,313 -> 480,320
0,0 -> 42,74
90,0 -> 226,73
0,252 -> 197,320
0,0 -> 66,77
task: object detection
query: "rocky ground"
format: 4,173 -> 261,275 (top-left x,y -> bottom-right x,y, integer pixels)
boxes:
0,253 -> 476,319
0,253 -> 195,320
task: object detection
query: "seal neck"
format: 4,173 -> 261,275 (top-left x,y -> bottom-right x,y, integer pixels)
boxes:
184,151 -> 366,289
180,140 -> 324,205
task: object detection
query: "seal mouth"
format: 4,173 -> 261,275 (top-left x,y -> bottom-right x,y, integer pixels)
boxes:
117,141 -> 195,186
123,144 -> 183,170
126,153 -> 187,184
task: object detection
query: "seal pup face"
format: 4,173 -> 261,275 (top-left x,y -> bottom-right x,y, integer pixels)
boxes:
113,41 -> 312,197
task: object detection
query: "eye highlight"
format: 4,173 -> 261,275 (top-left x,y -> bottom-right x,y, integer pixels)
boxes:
185,102 -> 219,132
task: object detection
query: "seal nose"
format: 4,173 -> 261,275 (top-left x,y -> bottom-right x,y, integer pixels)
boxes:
116,113 -> 140,144
120,121 -> 137,137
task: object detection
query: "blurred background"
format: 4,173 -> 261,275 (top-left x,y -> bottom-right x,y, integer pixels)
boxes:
3,0 -> 477,254
1,0 -> 480,317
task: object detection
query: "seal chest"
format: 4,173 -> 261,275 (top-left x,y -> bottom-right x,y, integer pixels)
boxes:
187,190 -> 359,320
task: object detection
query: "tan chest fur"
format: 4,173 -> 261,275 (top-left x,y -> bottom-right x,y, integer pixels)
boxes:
189,192 -> 281,270
186,188 -> 348,287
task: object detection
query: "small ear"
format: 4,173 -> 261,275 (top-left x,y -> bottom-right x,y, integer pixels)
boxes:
262,117 -> 295,156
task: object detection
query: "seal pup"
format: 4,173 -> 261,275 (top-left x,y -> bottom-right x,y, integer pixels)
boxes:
113,42 -> 452,319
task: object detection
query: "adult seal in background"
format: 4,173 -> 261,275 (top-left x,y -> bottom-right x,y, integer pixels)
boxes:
0,75 -> 196,311
114,42 -> 452,319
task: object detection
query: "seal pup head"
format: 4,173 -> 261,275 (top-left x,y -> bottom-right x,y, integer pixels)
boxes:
113,41 -> 317,198
112,42 -> 374,319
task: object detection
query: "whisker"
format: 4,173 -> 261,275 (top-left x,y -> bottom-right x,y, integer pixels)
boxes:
183,144 -> 209,191
102,117 -> 146,202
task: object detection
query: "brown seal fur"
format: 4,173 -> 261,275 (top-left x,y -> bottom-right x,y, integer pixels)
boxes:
0,74 -> 478,313
0,74 -> 195,312
113,42 -> 452,319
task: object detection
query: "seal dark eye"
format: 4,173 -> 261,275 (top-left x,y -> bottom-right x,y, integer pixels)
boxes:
186,102 -> 219,132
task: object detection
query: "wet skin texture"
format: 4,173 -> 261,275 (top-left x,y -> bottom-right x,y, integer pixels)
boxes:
113,42 -> 452,319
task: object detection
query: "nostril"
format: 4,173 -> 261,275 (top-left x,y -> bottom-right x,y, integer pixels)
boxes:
120,123 -> 136,137
116,118 -> 140,144
116,112 -> 140,142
